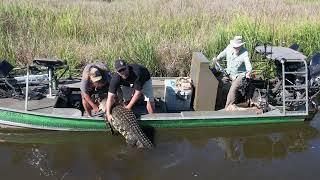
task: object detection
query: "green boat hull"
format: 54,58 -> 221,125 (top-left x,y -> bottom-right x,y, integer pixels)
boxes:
0,108 -> 306,131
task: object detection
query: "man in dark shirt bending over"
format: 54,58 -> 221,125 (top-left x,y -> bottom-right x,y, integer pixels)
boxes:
105,59 -> 155,122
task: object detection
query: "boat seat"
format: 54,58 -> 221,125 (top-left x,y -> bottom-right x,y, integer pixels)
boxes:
33,58 -> 65,68
33,58 -> 67,97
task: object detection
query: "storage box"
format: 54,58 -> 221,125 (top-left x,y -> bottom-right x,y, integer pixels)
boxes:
164,79 -> 192,111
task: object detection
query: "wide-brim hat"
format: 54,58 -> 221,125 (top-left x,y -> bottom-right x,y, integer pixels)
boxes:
230,36 -> 245,48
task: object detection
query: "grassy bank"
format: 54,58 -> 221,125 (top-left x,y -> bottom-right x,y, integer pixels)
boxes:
1,0 -> 320,76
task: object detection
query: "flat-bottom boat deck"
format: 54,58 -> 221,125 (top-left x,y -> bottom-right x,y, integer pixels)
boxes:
0,52 -> 312,131
0,77 -> 291,121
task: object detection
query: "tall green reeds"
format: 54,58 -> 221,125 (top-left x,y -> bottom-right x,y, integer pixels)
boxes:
0,0 -> 320,77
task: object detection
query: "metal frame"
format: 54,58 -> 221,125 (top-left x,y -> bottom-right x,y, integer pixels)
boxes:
281,59 -> 308,116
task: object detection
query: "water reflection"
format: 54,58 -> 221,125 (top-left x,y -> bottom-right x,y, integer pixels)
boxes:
216,137 -> 241,161
0,119 -> 319,179
213,124 -> 317,161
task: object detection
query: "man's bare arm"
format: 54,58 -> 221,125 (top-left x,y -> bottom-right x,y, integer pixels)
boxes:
126,90 -> 142,110
105,92 -> 115,121
81,92 -> 99,112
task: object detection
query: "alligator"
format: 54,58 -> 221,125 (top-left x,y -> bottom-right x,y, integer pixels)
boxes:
108,105 -> 153,149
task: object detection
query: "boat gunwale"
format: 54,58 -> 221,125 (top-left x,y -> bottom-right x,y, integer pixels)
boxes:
0,106 -> 307,131
0,106 -> 307,121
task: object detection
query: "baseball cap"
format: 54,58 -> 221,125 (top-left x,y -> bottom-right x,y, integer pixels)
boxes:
114,59 -> 127,72
89,67 -> 102,82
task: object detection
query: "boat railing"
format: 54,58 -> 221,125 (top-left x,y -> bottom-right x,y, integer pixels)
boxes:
281,59 -> 308,116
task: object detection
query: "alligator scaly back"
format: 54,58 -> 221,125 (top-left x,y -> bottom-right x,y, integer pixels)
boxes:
110,105 -> 153,149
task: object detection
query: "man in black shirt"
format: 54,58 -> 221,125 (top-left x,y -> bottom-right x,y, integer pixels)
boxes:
106,59 -> 155,121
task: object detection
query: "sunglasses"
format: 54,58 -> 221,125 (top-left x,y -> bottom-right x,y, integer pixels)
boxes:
117,67 -> 126,73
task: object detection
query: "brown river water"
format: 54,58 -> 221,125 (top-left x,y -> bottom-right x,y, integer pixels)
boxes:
1,114 -> 320,180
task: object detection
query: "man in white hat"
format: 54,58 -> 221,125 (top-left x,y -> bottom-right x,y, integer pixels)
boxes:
80,63 -> 112,117
212,36 -> 252,110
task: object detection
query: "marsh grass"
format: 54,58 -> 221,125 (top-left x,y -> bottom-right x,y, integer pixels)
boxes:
1,0 -> 320,76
